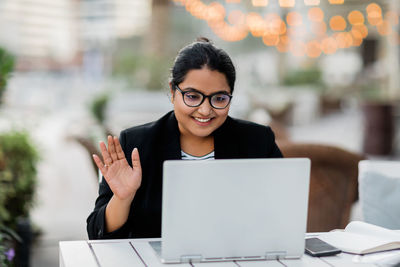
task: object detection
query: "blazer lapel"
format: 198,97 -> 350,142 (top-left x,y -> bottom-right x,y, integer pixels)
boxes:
214,116 -> 241,159
162,111 -> 182,161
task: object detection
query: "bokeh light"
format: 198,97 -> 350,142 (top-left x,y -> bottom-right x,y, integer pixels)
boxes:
287,12 -> 303,27
308,7 -> 324,22
330,16 -> 347,31
348,10 -> 365,25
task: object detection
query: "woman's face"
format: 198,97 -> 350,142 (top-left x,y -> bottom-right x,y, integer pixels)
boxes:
171,67 -> 231,139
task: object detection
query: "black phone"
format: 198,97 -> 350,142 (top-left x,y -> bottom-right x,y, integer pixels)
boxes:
305,238 -> 341,257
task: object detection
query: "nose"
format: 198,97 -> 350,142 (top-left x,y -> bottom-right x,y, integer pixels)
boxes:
197,98 -> 213,116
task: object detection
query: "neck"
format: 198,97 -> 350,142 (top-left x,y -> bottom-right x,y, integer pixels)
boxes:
180,134 -> 214,157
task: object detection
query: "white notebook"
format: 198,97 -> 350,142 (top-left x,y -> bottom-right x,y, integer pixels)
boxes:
319,221 -> 400,254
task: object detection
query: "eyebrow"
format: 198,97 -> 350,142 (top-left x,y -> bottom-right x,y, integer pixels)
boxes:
180,87 -> 231,95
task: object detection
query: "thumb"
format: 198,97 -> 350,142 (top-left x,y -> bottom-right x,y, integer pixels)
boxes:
131,148 -> 142,170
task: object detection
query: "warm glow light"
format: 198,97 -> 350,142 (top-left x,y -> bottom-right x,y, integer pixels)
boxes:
351,27 -> 363,40
210,20 -> 248,42
262,34 -> 280,46
385,11 -> 399,26
330,16 -> 347,31
366,3 -> 382,14
304,0 -> 320,6
308,7 -> 324,22
334,32 -> 346,48
186,0 -> 208,20
343,32 -> 353,48
276,35 -> 289,52
306,40 -> 322,58
286,12 -> 303,26
352,37 -> 363,46
206,2 -> 225,23
311,21 -> 327,36
366,3 -> 382,26
352,24 -> 368,38
377,20 -> 392,36
328,0 -> 344,4
252,0 -> 268,7
334,32 -> 352,48
178,0 -> 396,55
279,0 -> 295,8
246,12 -> 266,37
348,10 -> 364,25
287,26 -> 307,38
265,13 -> 286,35
228,10 -> 246,26
321,37 -> 338,54
368,13 -> 383,26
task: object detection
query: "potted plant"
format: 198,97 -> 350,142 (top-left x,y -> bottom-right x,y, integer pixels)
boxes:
0,47 -> 15,104
0,131 -> 39,267
0,224 -> 21,266
0,46 -> 39,267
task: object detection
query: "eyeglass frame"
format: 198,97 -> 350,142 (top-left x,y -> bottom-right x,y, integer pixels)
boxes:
174,84 -> 233,109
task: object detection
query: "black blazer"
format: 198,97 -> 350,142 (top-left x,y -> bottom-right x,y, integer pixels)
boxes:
87,111 -> 283,239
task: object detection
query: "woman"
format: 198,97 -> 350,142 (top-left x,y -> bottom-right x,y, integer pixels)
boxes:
87,38 -> 282,239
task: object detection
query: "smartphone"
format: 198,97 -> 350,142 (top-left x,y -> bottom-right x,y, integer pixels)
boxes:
305,238 -> 341,257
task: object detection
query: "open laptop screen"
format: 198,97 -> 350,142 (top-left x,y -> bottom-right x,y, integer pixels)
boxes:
157,158 -> 310,263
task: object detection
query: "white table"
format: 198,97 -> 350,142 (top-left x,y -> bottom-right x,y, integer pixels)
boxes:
59,235 -> 387,267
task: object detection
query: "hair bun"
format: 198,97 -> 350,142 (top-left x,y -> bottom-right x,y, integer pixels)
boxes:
196,37 -> 212,43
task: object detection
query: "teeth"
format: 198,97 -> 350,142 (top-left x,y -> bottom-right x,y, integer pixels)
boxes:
195,117 -> 211,123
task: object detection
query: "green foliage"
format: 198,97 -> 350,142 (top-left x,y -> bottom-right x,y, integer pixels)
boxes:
0,131 -> 39,229
0,225 -> 20,266
90,94 -> 110,124
0,47 -> 15,104
283,67 -> 323,87
112,48 -> 172,91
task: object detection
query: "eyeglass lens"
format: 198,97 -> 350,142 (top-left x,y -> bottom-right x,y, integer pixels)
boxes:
183,91 -> 230,109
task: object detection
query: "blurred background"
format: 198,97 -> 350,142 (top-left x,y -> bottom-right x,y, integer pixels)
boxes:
0,0 -> 399,266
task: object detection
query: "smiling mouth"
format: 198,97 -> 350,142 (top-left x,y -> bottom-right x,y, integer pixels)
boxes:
194,117 -> 212,123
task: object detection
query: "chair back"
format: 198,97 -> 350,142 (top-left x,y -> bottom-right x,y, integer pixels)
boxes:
279,143 -> 365,232
359,160 -> 400,230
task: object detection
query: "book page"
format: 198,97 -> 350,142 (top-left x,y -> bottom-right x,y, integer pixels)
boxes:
345,221 -> 400,242
319,231 -> 394,254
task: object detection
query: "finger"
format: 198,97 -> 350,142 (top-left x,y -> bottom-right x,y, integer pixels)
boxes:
131,148 -> 142,171
114,136 -> 126,160
93,154 -> 107,176
108,135 -> 118,162
100,141 -> 113,166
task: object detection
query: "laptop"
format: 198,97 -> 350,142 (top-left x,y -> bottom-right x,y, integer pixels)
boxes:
150,158 -> 311,263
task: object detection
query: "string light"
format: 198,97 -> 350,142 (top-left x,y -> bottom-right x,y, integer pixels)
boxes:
304,0 -> 320,6
252,0 -> 268,7
176,0 -> 398,57
279,0 -> 295,8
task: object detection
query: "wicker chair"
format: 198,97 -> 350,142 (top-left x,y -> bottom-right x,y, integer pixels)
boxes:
278,142 -> 365,232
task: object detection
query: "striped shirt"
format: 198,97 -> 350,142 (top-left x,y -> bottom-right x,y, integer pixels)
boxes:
181,150 -> 215,160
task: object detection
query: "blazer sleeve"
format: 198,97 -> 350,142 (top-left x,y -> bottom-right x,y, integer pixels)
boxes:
266,126 -> 283,158
86,131 -> 131,239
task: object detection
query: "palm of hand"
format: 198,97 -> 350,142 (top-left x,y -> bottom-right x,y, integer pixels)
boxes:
105,159 -> 141,200
93,136 -> 143,201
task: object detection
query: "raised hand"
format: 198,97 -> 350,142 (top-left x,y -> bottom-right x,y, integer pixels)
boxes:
92,136 -> 142,201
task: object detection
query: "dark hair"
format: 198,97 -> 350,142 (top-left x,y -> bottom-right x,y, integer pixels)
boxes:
170,37 -> 236,93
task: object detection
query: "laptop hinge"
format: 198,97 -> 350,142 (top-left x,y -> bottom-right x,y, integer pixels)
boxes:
180,254 -> 203,263
265,251 -> 287,260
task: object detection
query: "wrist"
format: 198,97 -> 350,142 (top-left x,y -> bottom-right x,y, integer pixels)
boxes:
113,192 -> 135,205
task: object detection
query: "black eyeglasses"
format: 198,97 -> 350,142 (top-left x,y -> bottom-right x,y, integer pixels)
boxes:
175,85 -> 232,109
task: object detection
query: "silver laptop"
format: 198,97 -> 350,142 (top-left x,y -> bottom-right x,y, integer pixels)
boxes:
150,158 -> 311,263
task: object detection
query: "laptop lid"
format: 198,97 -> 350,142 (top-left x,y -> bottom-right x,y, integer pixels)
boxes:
159,158 -> 310,263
